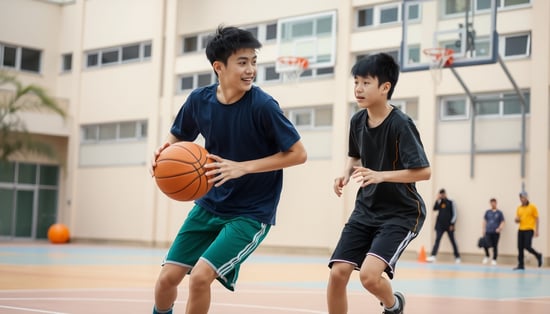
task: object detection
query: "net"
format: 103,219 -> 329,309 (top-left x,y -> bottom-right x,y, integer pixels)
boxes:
275,56 -> 309,83
423,48 -> 454,85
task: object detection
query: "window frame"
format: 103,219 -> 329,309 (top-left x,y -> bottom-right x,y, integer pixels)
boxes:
0,43 -> 42,73
85,41 -> 152,69
81,120 -> 148,144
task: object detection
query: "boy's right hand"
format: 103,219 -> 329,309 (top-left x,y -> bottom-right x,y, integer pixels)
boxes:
149,142 -> 171,177
333,176 -> 348,197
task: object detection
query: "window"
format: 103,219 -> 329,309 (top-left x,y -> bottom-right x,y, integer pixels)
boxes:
61,53 -> 72,72
101,49 -> 119,65
81,120 -> 148,143
498,0 -> 531,9
356,3 -> 419,28
0,43 -> 41,73
183,36 -> 199,53
476,92 -> 530,116
85,41 -> 152,68
285,106 -> 333,129
501,33 -> 530,58
441,91 -> 530,120
20,48 -> 40,72
441,98 -> 468,120
122,45 -> 140,61
265,23 -> 277,41
177,72 -> 216,92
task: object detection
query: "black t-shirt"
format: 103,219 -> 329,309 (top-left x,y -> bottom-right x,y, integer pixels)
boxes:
348,107 -> 430,232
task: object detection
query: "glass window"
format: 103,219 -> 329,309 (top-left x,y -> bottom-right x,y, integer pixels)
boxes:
317,16 -> 332,34
122,45 -> 140,61
87,53 -> 98,67
0,188 -> 14,236
82,125 -> 98,141
101,50 -> 119,65
3,46 -> 17,67
144,43 -> 152,58
380,6 -> 399,24
442,98 -> 467,119
62,53 -> 72,71
503,92 -> 530,115
265,66 -> 280,81
183,36 -> 198,53
407,3 -> 420,20
18,163 -> 37,184
181,76 -> 194,90
119,121 -> 136,139
197,73 -> 212,87
503,0 -> 530,7
139,121 -> 148,138
294,111 -> 312,127
445,0 -> 469,15
476,99 -> 500,115
20,48 -> 41,72
266,23 -> 277,40
504,34 -> 529,57
99,124 -> 117,140
0,162 -> 15,182
39,165 -> 59,186
477,0 -> 493,10
357,8 -> 374,27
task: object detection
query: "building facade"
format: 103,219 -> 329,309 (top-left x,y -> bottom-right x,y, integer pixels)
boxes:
0,0 -> 548,263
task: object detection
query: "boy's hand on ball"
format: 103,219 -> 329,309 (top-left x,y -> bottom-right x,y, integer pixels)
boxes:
205,154 -> 246,187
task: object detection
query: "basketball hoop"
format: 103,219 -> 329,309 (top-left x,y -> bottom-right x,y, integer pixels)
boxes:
423,48 -> 454,85
275,56 -> 309,83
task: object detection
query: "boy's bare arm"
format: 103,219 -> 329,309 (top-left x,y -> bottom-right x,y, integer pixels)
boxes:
352,167 -> 431,187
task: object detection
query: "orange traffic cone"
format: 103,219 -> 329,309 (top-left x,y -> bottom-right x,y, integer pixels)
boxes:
417,245 -> 427,263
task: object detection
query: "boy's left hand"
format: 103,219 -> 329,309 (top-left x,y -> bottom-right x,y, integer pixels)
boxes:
204,154 -> 246,187
351,166 -> 383,187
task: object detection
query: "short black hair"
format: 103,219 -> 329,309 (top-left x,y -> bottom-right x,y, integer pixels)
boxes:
439,188 -> 446,194
351,53 -> 399,99
205,25 -> 262,66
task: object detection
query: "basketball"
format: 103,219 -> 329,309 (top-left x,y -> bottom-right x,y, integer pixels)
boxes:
154,141 -> 214,201
47,223 -> 70,244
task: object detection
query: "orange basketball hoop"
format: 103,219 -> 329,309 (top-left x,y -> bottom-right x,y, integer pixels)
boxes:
423,48 -> 454,85
275,56 -> 309,83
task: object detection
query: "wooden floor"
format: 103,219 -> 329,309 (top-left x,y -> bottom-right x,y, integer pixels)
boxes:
0,243 -> 549,313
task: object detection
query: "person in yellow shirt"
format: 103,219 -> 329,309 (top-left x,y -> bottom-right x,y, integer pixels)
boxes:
513,192 -> 543,270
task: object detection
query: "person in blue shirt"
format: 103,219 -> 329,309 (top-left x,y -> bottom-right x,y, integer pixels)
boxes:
481,198 -> 505,265
150,25 -> 307,314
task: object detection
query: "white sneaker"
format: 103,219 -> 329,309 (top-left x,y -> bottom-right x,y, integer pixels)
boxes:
455,258 -> 461,264
491,259 -> 497,266
426,256 -> 436,263
482,257 -> 489,264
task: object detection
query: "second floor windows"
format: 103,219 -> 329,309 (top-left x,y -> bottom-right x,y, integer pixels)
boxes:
1,43 -> 41,73
85,41 -> 152,68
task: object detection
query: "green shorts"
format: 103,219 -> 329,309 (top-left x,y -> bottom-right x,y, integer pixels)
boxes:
164,205 -> 270,291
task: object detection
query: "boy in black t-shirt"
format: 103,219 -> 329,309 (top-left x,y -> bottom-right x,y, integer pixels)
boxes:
327,53 -> 431,314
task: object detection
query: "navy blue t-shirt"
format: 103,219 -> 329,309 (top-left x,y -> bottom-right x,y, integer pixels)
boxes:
170,84 -> 301,225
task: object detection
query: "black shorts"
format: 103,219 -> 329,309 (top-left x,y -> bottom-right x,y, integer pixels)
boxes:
328,222 -> 417,279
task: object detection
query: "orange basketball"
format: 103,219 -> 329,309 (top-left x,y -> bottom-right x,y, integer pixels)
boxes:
47,223 -> 70,244
154,142 -> 214,201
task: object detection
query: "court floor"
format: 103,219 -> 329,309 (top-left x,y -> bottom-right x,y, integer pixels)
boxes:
0,243 -> 549,313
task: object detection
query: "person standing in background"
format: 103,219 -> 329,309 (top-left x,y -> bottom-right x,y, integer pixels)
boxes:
427,189 -> 461,263
513,192 -> 543,270
482,198 -> 505,265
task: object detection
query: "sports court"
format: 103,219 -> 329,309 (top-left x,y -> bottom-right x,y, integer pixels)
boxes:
0,242 -> 549,314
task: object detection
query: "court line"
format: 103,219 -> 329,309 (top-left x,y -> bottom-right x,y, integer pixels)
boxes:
0,297 -> 327,314
0,304 -> 68,314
